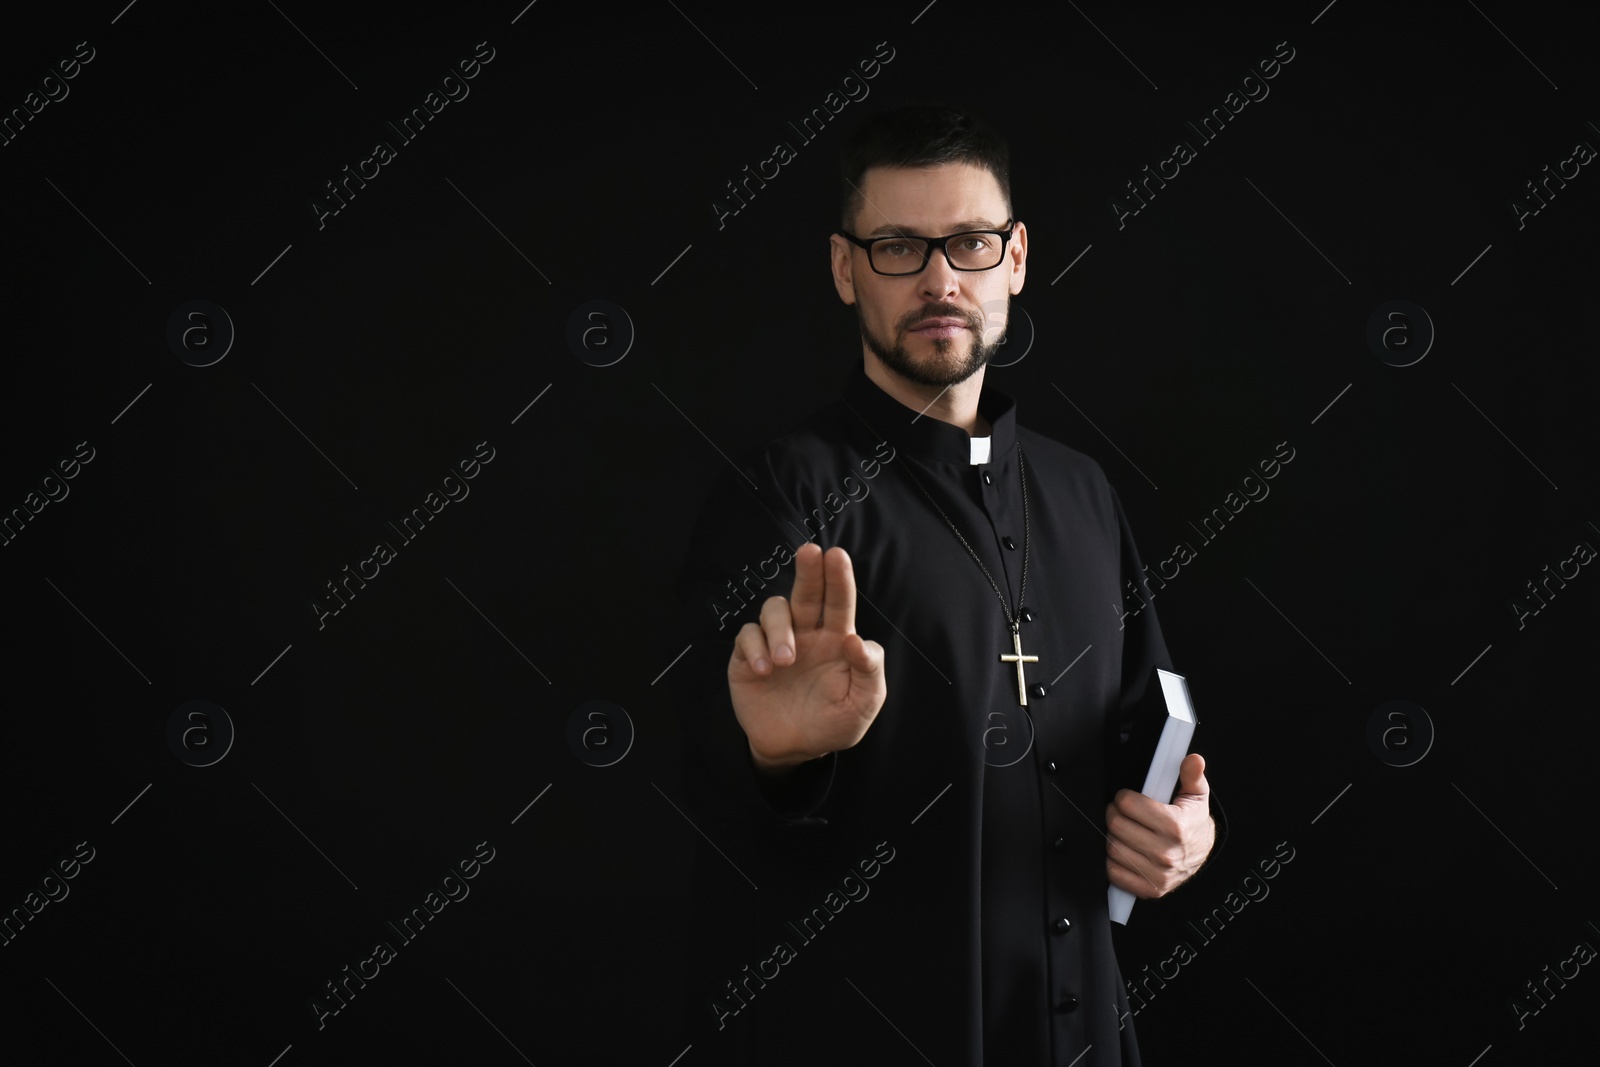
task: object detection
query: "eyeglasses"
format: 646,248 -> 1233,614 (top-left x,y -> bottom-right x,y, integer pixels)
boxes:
834,219 -> 1017,276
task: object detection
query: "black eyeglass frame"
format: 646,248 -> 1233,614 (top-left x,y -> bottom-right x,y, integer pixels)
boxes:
833,219 -> 1018,276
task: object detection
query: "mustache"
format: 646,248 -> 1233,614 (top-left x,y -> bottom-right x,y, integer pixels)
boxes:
903,304 -> 979,330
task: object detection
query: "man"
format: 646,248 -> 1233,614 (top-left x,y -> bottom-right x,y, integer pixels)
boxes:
671,102 -> 1222,1065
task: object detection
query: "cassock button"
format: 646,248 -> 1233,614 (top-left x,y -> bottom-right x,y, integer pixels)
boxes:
1056,994 -> 1079,1013
1030,683 -> 1047,699
983,471 -> 993,485
1044,760 -> 1058,774
1053,836 -> 1067,852
1053,917 -> 1072,933
1002,535 -> 1017,550
1020,607 -> 1034,622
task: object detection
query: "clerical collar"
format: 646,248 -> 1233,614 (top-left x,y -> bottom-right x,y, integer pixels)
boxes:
842,359 -> 1017,467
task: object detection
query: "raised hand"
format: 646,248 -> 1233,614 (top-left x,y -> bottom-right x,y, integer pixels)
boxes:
728,542 -> 887,773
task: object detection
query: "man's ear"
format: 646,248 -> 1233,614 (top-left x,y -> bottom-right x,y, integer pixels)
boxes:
830,234 -> 857,305
1008,219 -> 1028,296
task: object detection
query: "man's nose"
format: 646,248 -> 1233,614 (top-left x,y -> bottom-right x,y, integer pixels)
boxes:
919,247 -> 962,297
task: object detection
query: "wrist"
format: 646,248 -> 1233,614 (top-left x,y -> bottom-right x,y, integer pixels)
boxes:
748,739 -> 815,776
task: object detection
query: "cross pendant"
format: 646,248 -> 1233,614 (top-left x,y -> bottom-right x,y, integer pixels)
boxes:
998,622 -> 1039,706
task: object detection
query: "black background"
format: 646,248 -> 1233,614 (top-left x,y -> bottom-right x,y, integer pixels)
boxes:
2,1 -> 1595,1064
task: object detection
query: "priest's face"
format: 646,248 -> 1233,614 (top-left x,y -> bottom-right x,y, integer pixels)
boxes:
830,162 -> 1027,388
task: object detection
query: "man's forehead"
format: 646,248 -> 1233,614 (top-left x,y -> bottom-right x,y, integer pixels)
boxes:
853,162 -> 1006,234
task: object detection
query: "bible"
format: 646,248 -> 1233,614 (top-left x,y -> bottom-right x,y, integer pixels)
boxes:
1109,666 -> 1198,925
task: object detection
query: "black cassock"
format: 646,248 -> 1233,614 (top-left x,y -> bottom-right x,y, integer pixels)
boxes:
671,359 -> 1221,1065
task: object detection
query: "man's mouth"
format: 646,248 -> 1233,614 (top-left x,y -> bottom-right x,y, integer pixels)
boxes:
909,317 -> 968,338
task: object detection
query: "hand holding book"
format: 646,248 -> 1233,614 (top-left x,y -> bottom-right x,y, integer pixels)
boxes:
1106,668 -> 1217,924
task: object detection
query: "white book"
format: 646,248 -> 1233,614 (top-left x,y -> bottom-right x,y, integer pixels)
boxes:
1108,667 -> 1197,925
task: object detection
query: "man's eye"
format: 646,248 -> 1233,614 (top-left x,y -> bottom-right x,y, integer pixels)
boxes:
882,242 -> 912,256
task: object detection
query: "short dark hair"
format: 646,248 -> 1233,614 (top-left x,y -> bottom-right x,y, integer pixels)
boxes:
838,102 -> 1012,231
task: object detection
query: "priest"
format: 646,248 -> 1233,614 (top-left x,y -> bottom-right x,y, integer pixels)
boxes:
671,102 -> 1222,1066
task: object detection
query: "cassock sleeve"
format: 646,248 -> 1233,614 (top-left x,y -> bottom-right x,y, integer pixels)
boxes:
1106,482 -> 1229,867
668,453 -> 839,840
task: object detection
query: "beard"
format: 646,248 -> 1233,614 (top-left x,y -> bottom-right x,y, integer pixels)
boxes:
856,295 -> 1007,388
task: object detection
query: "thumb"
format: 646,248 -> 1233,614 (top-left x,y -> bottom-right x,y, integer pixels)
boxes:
1176,752 -> 1208,798
845,633 -> 882,674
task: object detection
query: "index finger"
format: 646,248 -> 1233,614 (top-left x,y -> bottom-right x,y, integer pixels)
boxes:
821,546 -> 857,635
1113,790 -> 1174,834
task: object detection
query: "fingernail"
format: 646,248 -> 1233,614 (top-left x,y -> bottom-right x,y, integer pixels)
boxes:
775,644 -> 791,663
755,657 -> 770,672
